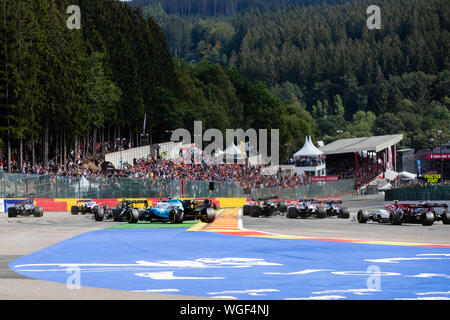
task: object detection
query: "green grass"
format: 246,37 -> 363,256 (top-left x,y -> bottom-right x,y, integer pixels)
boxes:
106,219 -> 199,229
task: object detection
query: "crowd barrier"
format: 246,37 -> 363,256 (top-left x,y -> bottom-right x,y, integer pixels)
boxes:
385,185 -> 450,201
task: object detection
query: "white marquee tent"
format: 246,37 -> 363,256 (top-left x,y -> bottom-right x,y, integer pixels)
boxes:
293,136 -> 324,158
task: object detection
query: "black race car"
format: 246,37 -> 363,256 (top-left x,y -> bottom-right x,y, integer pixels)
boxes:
244,198 -> 286,218
319,200 -> 350,219
357,202 -> 449,226
95,199 -> 149,222
7,200 -> 43,218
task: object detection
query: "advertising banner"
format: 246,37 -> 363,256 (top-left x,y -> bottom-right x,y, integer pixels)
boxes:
311,176 -> 339,183
425,153 -> 450,160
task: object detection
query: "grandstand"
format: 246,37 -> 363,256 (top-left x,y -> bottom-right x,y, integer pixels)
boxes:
319,134 -> 404,190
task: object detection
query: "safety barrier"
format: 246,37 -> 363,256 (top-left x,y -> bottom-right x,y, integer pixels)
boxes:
0,173 -> 355,201
384,185 -> 450,201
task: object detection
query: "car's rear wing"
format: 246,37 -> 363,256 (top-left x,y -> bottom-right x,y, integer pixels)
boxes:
324,200 -> 343,204
408,203 -> 448,209
298,198 -> 317,202
258,196 -> 278,201
119,199 -> 149,207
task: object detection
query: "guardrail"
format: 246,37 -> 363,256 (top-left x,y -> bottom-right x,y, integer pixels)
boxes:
0,173 -> 355,200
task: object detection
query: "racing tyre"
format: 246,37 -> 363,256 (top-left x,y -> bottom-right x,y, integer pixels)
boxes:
421,212 -> 434,226
71,206 -> 79,215
169,209 -> 184,224
287,206 -> 298,219
250,206 -> 260,217
126,208 -> 139,224
33,206 -> 44,217
112,208 -> 119,222
243,205 -> 251,216
340,207 -> 350,219
441,211 -> 450,225
357,209 -> 369,223
201,207 -> 215,223
317,206 -> 327,219
389,211 -> 402,225
263,206 -> 274,217
94,206 -> 104,222
8,207 -> 17,218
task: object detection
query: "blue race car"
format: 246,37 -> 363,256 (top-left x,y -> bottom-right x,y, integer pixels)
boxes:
127,198 -> 216,224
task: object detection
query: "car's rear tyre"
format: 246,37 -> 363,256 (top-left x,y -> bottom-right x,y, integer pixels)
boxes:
441,211 -> 450,225
201,207 -> 215,223
263,206 -> 274,217
340,207 -> 350,219
71,206 -> 79,215
250,206 -> 260,217
317,206 -> 327,219
421,212 -> 434,226
357,209 -> 368,223
287,206 -> 298,219
126,208 -> 139,224
94,206 -> 104,222
8,207 -> 17,218
169,209 -> 184,223
389,211 -> 402,225
243,205 -> 250,216
33,206 -> 44,217
112,208 -> 119,222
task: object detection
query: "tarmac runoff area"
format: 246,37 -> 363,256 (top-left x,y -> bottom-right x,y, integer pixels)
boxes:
1,199 -> 450,300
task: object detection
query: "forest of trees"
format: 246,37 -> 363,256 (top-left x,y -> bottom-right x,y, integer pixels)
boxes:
0,0 -> 310,171
130,0 -> 360,16
133,0 -> 450,151
1,0 -> 449,173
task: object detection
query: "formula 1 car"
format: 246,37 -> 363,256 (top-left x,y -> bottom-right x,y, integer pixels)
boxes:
427,202 -> 450,224
71,199 -> 102,215
181,199 -> 216,222
357,202 -> 450,226
7,199 -> 43,218
127,198 -> 216,224
286,198 -> 349,219
286,199 -> 319,219
243,198 -> 286,217
319,200 -> 350,219
96,199 -> 149,222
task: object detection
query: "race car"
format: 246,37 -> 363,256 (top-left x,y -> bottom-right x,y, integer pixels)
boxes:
7,199 -> 43,218
286,199 -> 320,219
181,199 -> 216,222
319,200 -> 350,219
244,198 -> 285,217
425,202 -> 450,224
71,199 -> 102,215
97,199 -> 149,222
127,198 -> 216,224
357,202 -> 450,226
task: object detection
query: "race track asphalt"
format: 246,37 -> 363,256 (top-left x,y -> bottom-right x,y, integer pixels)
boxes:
1,199 -> 450,300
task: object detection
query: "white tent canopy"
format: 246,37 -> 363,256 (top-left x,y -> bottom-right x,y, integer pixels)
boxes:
399,171 -> 417,180
215,144 -> 246,158
293,136 -> 324,157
